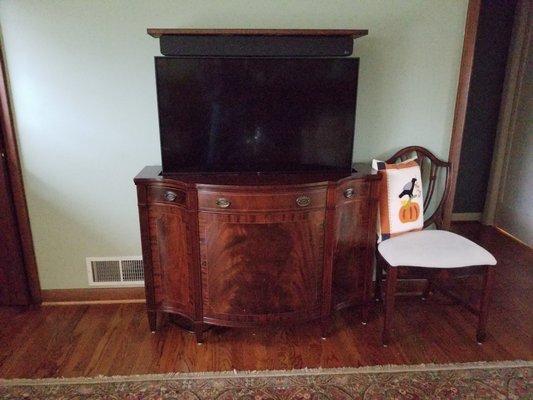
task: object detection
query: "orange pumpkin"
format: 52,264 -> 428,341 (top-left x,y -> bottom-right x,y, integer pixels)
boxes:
399,202 -> 420,223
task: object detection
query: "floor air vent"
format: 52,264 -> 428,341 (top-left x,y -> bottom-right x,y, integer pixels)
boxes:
86,257 -> 144,286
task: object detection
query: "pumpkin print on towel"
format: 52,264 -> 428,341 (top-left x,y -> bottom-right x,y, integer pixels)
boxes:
398,178 -> 422,223
372,158 -> 424,241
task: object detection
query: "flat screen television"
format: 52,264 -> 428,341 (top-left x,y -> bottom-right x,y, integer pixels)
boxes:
155,57 -> 359,173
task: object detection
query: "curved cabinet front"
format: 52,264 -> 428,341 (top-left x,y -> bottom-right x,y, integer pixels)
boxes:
134,167 -> 379,341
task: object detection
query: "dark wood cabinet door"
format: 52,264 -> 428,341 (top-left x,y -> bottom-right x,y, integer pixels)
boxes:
148,204 -> 194,315
199,210 -> 325,324
332,195 -> 372,308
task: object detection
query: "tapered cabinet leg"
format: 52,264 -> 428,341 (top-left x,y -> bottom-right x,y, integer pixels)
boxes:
148,311 -> 157,332
477,266 -> 495,343
382,266 -> 398,346
321,316 -> 332,339
194,323 -> 205,344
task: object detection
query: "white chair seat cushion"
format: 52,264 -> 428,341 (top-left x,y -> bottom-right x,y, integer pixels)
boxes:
378,230 -> 496,268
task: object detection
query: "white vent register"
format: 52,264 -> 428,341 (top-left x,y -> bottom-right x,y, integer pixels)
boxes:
86,256 -> 144,286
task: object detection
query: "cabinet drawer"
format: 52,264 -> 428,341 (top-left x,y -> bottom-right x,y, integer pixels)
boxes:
335,180 -> 370,202
148,186 -> 187,207
198,187 -> 327,212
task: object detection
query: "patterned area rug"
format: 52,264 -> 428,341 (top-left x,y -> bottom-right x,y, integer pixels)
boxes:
0,361 -> 531,399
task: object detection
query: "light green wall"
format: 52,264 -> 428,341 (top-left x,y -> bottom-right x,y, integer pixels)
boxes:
0,0 -> 468,289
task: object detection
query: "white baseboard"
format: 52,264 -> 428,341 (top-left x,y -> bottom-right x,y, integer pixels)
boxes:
452,212 -> 482,222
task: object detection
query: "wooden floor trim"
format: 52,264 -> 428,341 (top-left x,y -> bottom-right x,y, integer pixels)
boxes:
41,282 -> 426,305
41,287 -> 145,305
42,300 -> 146,306
494,226 -> 531,249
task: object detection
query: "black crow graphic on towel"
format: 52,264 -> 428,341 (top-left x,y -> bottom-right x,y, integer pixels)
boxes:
399,178 -> 417,199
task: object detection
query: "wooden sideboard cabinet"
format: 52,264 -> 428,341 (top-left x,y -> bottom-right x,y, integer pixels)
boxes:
135,165 -> 380,342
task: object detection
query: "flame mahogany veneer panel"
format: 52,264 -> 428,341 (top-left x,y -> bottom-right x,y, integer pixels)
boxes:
148,204 -> 194,316
199,210 -> 325,324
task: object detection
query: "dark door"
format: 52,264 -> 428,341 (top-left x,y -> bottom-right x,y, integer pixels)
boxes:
0,133 -> 31,305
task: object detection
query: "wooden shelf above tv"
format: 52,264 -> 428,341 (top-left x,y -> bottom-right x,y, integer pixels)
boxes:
147,28 -> 368,40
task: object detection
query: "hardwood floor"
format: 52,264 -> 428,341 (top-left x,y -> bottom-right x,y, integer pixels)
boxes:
0,223 -> 531,379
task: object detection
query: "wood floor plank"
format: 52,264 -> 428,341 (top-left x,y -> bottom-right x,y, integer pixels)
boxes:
0,223 -> 531,378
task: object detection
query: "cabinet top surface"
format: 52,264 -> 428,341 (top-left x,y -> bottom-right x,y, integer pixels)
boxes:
134,164 -> 379,187
147,28 -> 369,39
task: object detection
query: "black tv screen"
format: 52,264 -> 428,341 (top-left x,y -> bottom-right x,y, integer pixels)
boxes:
155,57 -> 358,173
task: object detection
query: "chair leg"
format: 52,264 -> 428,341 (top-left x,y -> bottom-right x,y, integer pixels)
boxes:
321,316 -> 332,339
382,266 -> 398,346
375,257 -> 383,302
477,266 -> 495,344
361,300 -> 369,325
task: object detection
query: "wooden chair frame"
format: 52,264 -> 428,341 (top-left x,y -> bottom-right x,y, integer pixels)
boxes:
373,146 -> 496,346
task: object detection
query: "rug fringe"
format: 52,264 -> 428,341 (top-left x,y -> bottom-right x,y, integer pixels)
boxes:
1,360 -> 531,387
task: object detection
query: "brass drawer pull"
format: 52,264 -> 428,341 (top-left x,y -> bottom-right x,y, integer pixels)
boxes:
164,191 -> 178,202
344,188 -> 355,199
216,198 -> 231,208
296,195 -> 311,207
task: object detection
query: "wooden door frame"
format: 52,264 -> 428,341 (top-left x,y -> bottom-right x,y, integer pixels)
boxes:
442,0 -> 482,228
0,41 -> 41,304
